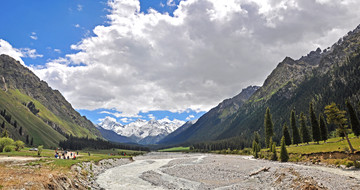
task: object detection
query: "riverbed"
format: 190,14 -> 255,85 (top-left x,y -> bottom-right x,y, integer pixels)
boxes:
96,152 -> 360,189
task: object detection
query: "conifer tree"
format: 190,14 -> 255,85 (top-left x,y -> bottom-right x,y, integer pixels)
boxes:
282,123 -> 292,146
1,121 -> 4,128
346,100 -> 360,137
271,143 -> 277,161
310,102 -> 321,143
280,136 -> 289,162
264,107 -> 274,148
26,135 -> 29,144
319,114 -> 328,142
19,127 -> 22,135
30,137 -> 33,146
13,120 -> 17,128
300,112 -> 311,144
253,131 -> 260,144
325,102 -> 355,153
290,110 -> 301,145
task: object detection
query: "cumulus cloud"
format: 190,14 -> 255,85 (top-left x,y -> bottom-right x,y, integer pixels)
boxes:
0,39 -> 42,64
33,0 -> 360,116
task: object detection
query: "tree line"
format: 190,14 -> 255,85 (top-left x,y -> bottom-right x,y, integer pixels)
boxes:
59,135 -> 150,151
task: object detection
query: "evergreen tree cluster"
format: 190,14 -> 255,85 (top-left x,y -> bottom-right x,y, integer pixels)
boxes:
192,136 -> 250,152
59,136 -> 149,151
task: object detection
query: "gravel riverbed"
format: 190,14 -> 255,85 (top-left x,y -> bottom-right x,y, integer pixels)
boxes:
96,152 -> 360,190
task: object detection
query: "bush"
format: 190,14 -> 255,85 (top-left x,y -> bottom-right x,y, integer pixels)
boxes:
3,145 -> 14,152
14,140 -> 25,151
0,137 -> 14,152
37,145 -> 43,156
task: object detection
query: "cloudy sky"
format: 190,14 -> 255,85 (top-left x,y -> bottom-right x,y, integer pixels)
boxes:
1,0 -> 360,124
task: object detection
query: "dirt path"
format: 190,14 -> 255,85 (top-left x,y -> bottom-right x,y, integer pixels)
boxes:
0,156 -> 40,163
97,152 -> 360,190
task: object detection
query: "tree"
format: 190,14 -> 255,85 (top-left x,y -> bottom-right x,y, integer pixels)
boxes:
290,110 -> 301,145
319,114 -> 328,142
1,130 -> 9,138
37,145 -> 43,156
253,131 -> 260,144
280,136 -> 289,162
19,127 -> 22,135
13,120 -> 17,128
30,137 -> 33,146
271,143 -> 278,161
252,141 -> 260,158
346,100 -> 360,137
14,140 -> 25,151
264,107 -> 274,148
0,137 -> 14,152
282,123 -> 292,146
26,135 -> 29,144
300,112 -> 311,144
325,102 -> 355,153
1,121 -> 4,128
310,102 -> 321,143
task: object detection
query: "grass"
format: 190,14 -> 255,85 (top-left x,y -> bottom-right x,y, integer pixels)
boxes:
0,147 -> 142,169
158,146 -> 190,152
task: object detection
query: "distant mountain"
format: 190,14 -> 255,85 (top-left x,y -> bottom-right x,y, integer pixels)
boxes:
98,117 -> 185,144
158,119 -> 197,144
160,85 -> 259,145
96,125 -> 135,144
0,54 -> 101,148
168,24 -> 360,146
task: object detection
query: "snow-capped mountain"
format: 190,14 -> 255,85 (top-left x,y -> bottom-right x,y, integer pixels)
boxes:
98,117 -> 185,144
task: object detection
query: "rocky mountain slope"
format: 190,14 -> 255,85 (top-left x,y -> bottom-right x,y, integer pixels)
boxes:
160,85 -> 259,145
0,54 -> 101,147
166,24 -> 360,145
98,117 -> 185,144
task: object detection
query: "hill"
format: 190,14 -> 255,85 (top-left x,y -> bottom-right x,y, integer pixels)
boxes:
0,54 -> 101,147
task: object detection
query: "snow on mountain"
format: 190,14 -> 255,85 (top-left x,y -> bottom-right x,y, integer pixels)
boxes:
98,117 -> 185,144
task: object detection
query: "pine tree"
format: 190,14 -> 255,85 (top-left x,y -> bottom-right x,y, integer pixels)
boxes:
346,100 -> 360,137
310,102 -> 321,143
325,102 -> 355,153
280,136 -> 289,162
1,121 -> 4,128
282,123 -> 292,146
26,135 -> 29,144
19,127 -> 23,135
253,131 -> 260,144
30,137 -> 34,146
271,143 -> 277,161
319,114 -> 328,142
252,140 -> 257,153
290,110 -> 301,145
300,112 -> 311,144
264,107 -> 274,148
13,120 -> 17,128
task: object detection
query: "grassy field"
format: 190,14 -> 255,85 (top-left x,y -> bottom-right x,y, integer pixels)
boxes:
158,146 -> 190,152
0,147 -> 145,169
285,134 -> 360,154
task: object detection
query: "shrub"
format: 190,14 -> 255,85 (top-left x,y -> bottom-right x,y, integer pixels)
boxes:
0,137 -> 14,152
4,145 -> 14,152
37,145 -> 43,156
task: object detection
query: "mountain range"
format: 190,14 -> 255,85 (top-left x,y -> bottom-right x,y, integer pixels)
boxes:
98,117 -> 185,144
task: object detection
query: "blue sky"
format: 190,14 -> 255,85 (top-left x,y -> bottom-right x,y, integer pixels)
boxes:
1,0 -> 359,125
0,0 -> 204,124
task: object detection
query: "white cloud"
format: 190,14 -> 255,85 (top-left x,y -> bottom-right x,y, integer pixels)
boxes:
77,4 -> 83,11
32,0 -> 360,116
148,114 -> 155,120
54,49 -> 61,53
30,32 -> 38,40
99,110 -> 141,118
74,24 -> 81,28
120,117 -> 132,123
186,114 -> 195,120
0,39 -> 42,64
167,0 -> 176,7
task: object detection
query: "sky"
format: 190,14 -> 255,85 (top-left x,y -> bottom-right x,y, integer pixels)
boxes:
0,0 -> 360,125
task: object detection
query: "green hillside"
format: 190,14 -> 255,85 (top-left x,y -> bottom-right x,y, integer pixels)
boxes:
0,89 -> 66,148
